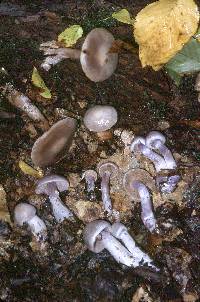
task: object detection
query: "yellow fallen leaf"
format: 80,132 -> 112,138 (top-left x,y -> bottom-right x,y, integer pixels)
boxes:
112,9 -> 134,25
0,185 -> 11,223
32,67 -> 51,99
19,160 -> 43,178
58,25 -> 83,47
134,0 -> 199,70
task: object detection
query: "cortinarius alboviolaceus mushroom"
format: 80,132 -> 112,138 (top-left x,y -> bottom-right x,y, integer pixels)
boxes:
131,136 -> 167,172
145,131 -> 177,170
14,202 -> 47,240
41,28 -> 118,82
31,117 -> 76,167
83,105 -> 118,133
35,174 -> 73,222
98,162 -> 118,216
123,169 -> 158,233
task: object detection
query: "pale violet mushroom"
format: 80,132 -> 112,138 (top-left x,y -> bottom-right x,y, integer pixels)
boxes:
14,202 -> 47,240
80,28 -> 118,82
156,174 -> 180,194
82,169 -> 97,200
35,175 -> 73,222
83,220 -> 147,268
131,136 -> 167,172
98,162 -> 119,216
111,222 -> 158,270
123,169 -> 158,233
145,131 -> 177,170
4,84 -> 49,131
31,117 -> 77,167
83,105 -> 118,133
41,28 -> 118,82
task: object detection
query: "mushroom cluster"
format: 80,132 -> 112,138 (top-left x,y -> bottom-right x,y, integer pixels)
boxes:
10,25 -> 179,270
131,131 -> 180,193
81,130 -> 180,269
83,220 -> 158,270
14,174 -> 74,240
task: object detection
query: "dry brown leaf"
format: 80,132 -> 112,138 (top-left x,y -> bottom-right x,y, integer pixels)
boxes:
134,0 -> 199,70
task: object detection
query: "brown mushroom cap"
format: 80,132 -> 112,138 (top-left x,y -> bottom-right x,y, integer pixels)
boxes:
98,162 -> 119,179
123,169 -> 156,201
80,28 -> 118,82
31,117 -> 77,167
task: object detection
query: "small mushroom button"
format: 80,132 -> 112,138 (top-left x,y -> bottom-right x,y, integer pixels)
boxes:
14,202 -> 47,240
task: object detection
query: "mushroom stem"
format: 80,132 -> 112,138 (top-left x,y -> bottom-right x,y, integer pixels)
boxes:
14,203 -> 47,240
151,139 -> 177,170
132,181 -> 157,233
49,191 -> 73,222
156,174 -> 180,194
100,172 -> 112,215
40,46 -> 81,71
28,215 -> 47,239
4,84 -> 49,131
85,175 -> 95,193
111,223 -> 158,270
100,230 -> 138,267
137,143 -> 167,172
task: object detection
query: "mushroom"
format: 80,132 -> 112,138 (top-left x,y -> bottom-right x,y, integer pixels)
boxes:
82,169 -> 97,200
111,222 -> 158,270
98,162 -> 119,216
123,169 -> 158,233
80,28 -> 118,82
130,136 -> 167,172
145,131 -> 177,170
35,174 -> 73,222
83,105 -> 118,133
31,117 -> 77,167
3,84 -> 49,131
156,174 -> 180,194
14,202 -> 47,240
83,219 -> 143,267
40,28 -> 118,82
41,46 -> 81,71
